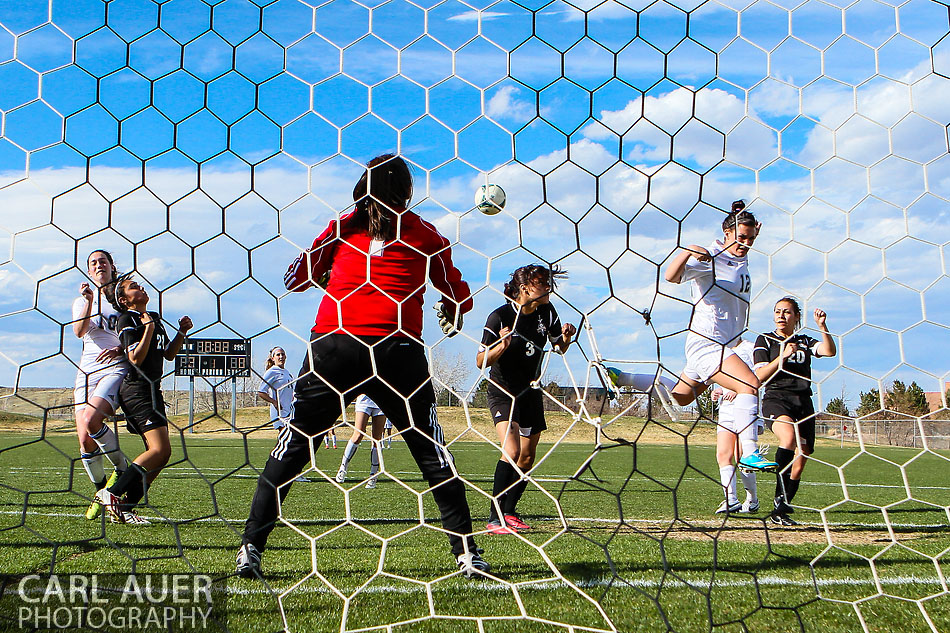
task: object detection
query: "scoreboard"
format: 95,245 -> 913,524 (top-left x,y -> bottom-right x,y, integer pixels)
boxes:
175,338 -> 251,378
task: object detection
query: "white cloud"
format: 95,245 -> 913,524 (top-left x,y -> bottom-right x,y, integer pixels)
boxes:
486,85 -> 534,121
448,10 -> 508,22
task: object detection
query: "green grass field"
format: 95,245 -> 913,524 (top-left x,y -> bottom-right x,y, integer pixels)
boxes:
0,425 -> 948,633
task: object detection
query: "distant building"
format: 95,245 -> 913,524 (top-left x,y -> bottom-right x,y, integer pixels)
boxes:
924,382 -> 950,413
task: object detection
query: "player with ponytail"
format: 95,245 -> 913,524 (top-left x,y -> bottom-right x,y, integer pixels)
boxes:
477,264 -> 576,534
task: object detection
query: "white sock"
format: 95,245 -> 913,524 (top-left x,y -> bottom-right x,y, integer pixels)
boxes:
733,394 -> 759,456
612,372 -> 651,390
740,469 -> 757,502
369,444 -> 380,476
90,424 -> 126,473
342,441 -> 358,465
719,465 -> 738,504
81,450 -> 106,486
612,371 -> 676,393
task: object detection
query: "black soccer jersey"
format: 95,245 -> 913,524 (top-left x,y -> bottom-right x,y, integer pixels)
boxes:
117,310 -> 171,384
753,332 -> 821,394
480,302 -> 563,393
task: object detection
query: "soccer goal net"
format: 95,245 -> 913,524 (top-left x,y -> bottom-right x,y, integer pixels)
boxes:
0,0 -> 948,632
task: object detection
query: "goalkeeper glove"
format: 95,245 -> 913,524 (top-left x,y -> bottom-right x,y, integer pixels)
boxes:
434,301 -> 463,337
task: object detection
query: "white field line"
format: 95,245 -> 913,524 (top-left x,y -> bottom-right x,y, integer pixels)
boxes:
3,574 -> 945,598
0,509 -> 945,530
225,574 -> 948,595
4,466 -> 950,491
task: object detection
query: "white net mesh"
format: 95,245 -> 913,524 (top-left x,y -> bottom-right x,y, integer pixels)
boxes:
1,0 -> 949,631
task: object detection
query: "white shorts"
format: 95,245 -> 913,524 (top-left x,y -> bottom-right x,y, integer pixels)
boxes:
354,394 -> 384,418
74,366 -> 127,412
716,402 -> 764,435
683,336 -> 737,384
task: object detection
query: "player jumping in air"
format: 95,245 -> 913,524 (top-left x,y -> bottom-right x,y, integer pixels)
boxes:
236,154 -> 488,579
613,201 -> 776,472
477,264 -> 576,534
72,250 -> 128,520
336,394 -> 388,489
96,276 -> 192,524
754,297 -> 836,526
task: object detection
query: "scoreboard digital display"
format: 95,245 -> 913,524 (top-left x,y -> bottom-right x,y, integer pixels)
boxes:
175,338 -> 251,377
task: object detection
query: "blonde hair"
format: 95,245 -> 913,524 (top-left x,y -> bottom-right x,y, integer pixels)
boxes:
265,347 -> 284,370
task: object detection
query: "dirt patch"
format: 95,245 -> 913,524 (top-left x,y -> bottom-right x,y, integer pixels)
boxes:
574,518 -> 937,546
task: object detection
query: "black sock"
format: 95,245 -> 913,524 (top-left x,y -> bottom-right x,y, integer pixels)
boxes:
774,447 -> 795,503
489,461 -> 516,522
123,477 -> 151,508
786,477 -> 801,503
109,463 -> 147,499
95,476 -> 108,491
503,478 -> 529,516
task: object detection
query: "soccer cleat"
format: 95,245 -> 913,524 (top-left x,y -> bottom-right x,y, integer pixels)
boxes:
236,543 -> 262,579
716,499 -> 742,514
604,366 -> 622,386
738,450 -> 778,472
85,498 -> 102,521
740,497 -> 760,514
121,509 -> 151,526
486,520 -> 516,535
503,514 -> 531,531
774,496 -> 795,515
769,513 -> 799,527
335,464 -> 347,484
365,477 -> 377,489
85,470 -> 122,520
456,549 -> 490,579
597,364 -> 620,400
95,488 -> 124,523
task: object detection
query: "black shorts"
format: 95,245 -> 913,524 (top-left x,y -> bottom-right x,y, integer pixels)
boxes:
487,387 -> 546,437
118,382 -> 169,435
762,391 -> 815,448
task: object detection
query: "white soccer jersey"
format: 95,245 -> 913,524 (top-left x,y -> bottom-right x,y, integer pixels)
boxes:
258,367 -> 295,420
72,294 -> 125,379
681,240 -> 751,347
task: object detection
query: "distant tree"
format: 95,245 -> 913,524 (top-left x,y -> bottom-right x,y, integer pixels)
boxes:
856,388 -> 881,417
696,390 -> 715,420
430,347 -> 470,406
471,378 -> 490,409
884,380 -> 929,416
825,397 -> 851,417
906,382 -> 930,415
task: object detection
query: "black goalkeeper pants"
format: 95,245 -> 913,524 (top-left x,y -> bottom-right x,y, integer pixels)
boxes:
243,333 -> 477,556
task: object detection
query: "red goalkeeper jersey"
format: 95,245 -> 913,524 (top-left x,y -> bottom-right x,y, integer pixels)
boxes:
283,209 -> 473,338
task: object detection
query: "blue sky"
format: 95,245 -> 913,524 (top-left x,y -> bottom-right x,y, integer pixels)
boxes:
0,0 -> 949,414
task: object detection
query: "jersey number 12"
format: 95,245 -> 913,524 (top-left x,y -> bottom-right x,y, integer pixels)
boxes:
739,274 -> 751,293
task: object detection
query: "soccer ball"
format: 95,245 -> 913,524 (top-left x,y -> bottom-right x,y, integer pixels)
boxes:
474,184 -> 506,215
